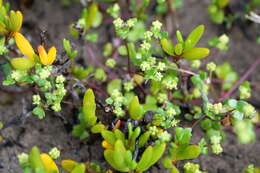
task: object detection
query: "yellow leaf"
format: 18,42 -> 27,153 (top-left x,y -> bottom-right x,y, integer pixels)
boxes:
38,46 -> 56,65
47,46 -> 56,65
61,160 -> 78,172
15,11 -> 23,32
40,153 -> 59,173
14,32 -> 35,59
11,57 -> 35,70
38,45 -> 48,65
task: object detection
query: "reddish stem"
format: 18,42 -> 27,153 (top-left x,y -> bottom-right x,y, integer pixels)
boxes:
219,58 -> 260,102
86,45 -> 118,79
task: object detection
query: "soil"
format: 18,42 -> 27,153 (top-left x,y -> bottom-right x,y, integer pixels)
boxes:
0,0 -> 260,173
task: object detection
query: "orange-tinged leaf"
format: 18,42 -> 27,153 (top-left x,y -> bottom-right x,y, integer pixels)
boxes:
61,160 -> 78,172
15,11 -> 23,32
47,46 -> 56,65
14,32 -> 35,59
40,153 -> 59,173
38,45 -> 48,65
11,57 -> 35,70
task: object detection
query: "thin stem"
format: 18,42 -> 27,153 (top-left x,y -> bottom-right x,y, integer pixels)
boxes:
86,45 -> 118,79
219,58 -> 260,102
168,66 -> 197,76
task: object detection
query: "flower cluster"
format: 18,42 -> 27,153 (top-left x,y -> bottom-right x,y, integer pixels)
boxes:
183,162 -> 206,173
210,135 -> 223,154
106,89 -> 126,117
154,102 -> 180,128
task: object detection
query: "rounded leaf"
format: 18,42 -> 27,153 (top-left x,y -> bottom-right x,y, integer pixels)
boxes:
175,145 -> 201,161
218,0 -> 229,8
174,43 -> 183,55
161,38 -> 175,56
128,96 -> 144,120
182,48 -> 210,60
184,25 -> 205,51
101,130 -> 116,146
91,123 -> 106,133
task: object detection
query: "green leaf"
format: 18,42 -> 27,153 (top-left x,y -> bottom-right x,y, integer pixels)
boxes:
182,48 -> 210,60
136,146 -> 153,172
94,67 -> 107,81
32,107 -> 45,119
114,129 -> 125,142
91,123 -> 106,133
147,143 -> 166,169
174,43 -> 183,55
174,127 -> 192,145
104,149 -> 129,172
175,145 -> 201,160
161,38 -> 175,56
113,140 -> 129,171
71,163 -> 86,173
129,127 -> 141,151
124,150 -> 135,169
101,130 -> 116,146
138,131 -> 151,147
218,0 -> 229,8
184,25 -> 205,51
113,151 -> 129,171
170,166 -> 180,173
0,21 -> 8,35
83,88 -> 97,126
176,30 -> 184,43
86,3 -> 98,29
92,10 -> 103,28
162,157 -> 174,169
61,160 -> 78,172
9,10 -> 18,31
72,124 -> 89,139
227,99 -> 237,108
128,96 -> 144,120
210,11 -> 224,24
107,79 -> 122,95
63,39 -> 71,55
163,157 -> 180,173
11,58 -> 35,70
29,147 -> 45,171
127,42 -> 136,59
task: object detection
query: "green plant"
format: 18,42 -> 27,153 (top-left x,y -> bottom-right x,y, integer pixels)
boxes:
0,1 -> 258,173
102,126 -> 166,172
208,0 -> 229,24
72,88 -> 106,139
